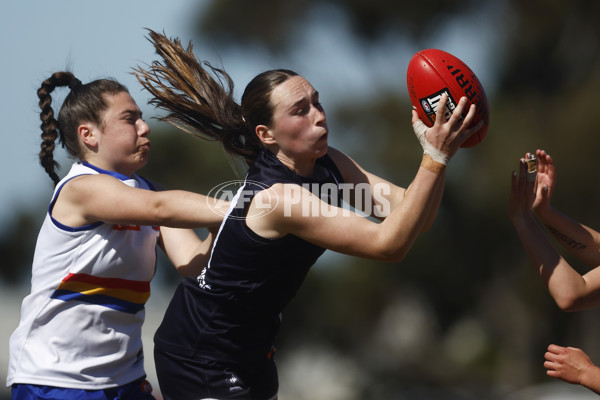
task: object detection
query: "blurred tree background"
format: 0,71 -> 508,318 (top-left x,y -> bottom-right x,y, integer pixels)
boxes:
4,0 -> 600,398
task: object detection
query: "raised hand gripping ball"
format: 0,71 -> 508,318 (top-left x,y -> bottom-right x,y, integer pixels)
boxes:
407,49 -> 489,148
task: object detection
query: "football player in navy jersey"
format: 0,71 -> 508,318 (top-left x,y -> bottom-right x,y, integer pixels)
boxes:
136,30 -> 482,400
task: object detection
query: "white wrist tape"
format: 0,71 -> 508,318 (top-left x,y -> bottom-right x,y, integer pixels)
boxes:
412,120 -> 449,165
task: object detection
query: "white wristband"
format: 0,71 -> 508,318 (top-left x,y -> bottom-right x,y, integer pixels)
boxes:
412,120 -> 449,165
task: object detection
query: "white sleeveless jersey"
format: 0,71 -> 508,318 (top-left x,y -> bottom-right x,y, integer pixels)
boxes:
7,162 -> 160,389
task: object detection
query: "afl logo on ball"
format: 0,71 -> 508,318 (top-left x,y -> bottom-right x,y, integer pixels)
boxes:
421,99 -> 431,113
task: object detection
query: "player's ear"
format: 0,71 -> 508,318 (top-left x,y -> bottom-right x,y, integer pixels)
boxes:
78,123 -> 98,147
256,124 -> 276,145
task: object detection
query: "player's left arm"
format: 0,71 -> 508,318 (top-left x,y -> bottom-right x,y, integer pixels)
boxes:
158,226 -> 217,277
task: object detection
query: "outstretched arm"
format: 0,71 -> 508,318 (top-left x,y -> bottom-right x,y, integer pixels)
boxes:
52,173 -> 228,229
545,344 -> 600,395
510,157 -> 600,311
248,95 -> 481,262
326,103 -> 458,231
533,149 -> 600,268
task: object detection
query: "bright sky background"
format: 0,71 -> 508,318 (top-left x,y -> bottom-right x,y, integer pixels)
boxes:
0,0 -> 501,232
0,0 -> 209,228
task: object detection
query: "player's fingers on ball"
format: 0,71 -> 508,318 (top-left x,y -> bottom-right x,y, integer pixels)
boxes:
457,119 -> 482,145
411,109 -> 421,124
455,105 -> 476,134
461,102 -> 478,126
434,93 -> 448,124
474,120 -> 484,131
463,120 -> 483,136
458,128 -> 476,145
447,97 -> 467,128
453,96 -> 469,118
454,101 -> 478,137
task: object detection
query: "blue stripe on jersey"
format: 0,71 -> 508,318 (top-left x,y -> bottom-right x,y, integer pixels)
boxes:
51,289 -> 145,314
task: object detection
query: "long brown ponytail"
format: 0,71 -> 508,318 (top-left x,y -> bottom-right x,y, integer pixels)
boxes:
134,29 -> 298,166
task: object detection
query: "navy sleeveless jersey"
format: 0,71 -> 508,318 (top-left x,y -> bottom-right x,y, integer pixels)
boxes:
154,149 -> 344,363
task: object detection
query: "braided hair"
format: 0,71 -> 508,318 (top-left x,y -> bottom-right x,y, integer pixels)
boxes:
37,72 -> 128,185
134,29 -> 298,167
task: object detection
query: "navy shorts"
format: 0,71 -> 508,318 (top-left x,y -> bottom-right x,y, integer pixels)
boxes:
11,377 -> 155,400
154,347 -> 278,400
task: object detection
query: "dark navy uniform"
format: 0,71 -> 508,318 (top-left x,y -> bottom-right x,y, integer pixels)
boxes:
154,149 -> 344,400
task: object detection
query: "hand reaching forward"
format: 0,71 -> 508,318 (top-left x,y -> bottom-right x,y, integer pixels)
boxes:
532,149 -> 556,215
412,94 -> 484,164
544,344 -> 600,395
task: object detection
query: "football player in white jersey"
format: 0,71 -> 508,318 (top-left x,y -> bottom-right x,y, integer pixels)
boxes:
7,72 -> 227,400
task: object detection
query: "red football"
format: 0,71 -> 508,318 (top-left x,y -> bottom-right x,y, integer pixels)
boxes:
407,49 -> 489,148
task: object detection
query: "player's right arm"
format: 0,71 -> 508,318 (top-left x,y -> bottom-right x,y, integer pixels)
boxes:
249,161 -> 443,262
51,173 -> 227,228
326,96 -> 479,230
247,96 -> 480,262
